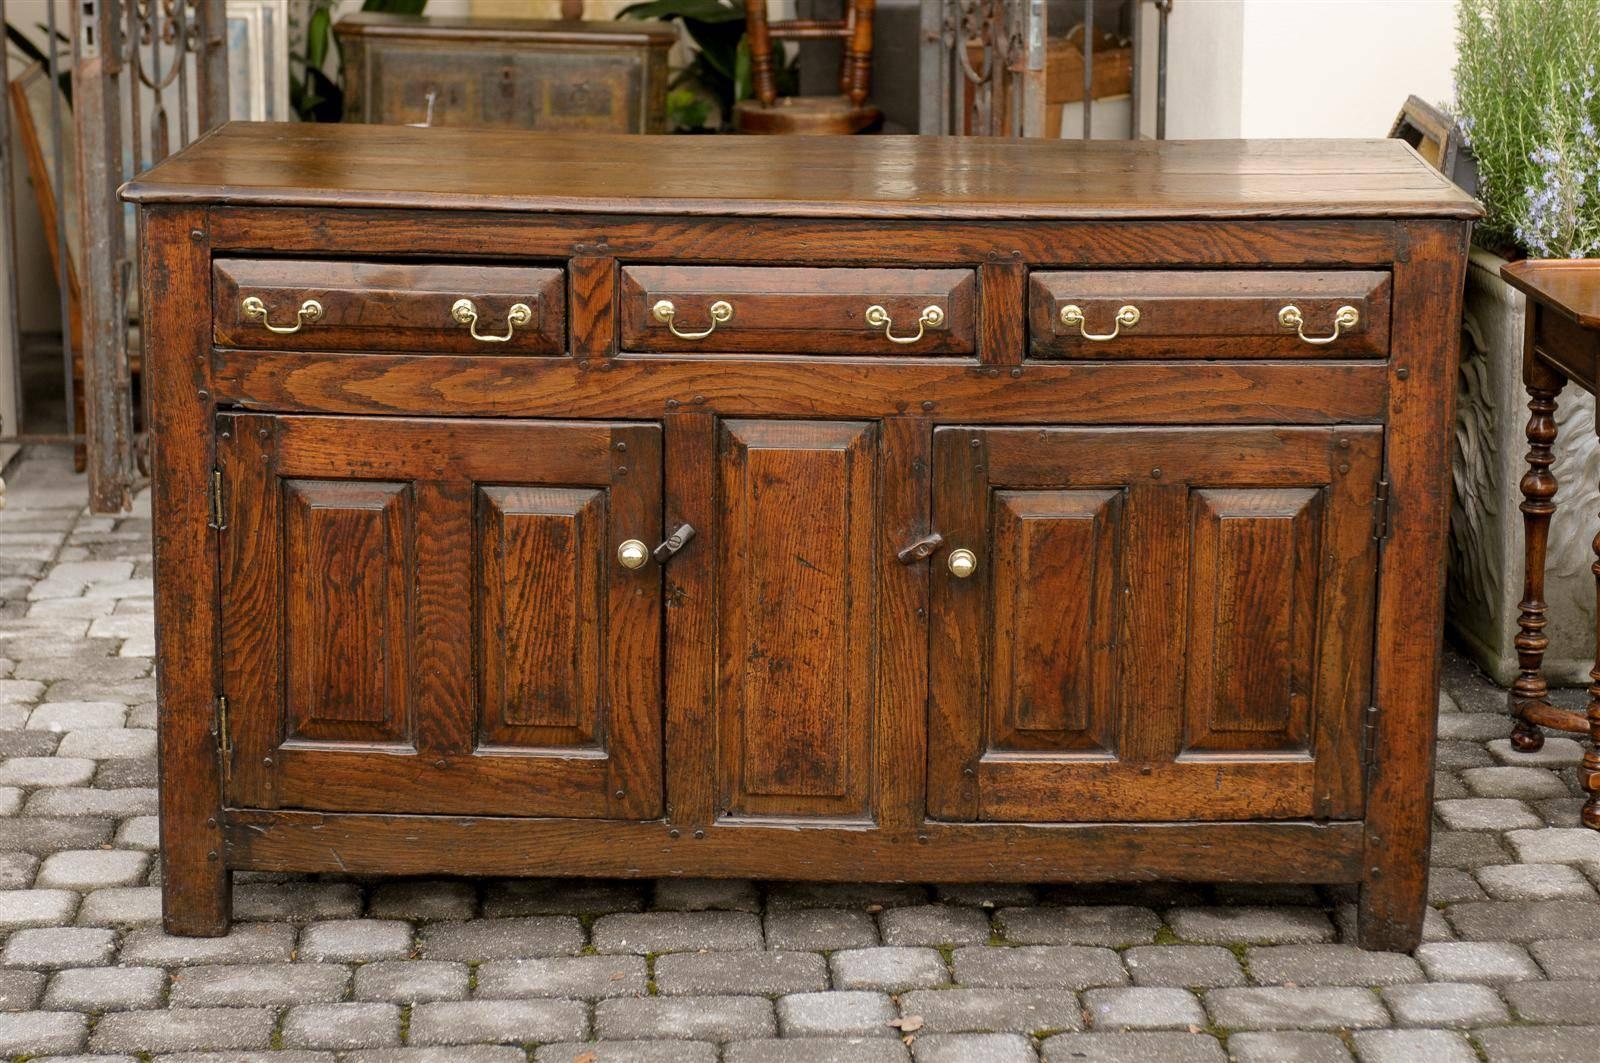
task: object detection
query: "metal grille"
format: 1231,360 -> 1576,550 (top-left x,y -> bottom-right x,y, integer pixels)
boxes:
0,0 -> 228,511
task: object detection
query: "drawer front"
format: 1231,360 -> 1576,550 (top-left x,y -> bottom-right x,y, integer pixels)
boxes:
1029,270 -> 1391,359
621,266 -> 977,355
214,259 -> 567,355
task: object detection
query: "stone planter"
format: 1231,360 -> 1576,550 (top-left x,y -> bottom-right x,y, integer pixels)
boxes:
1450,246 -> 1600,686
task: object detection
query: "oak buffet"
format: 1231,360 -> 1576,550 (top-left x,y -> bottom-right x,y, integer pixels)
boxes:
125,123 -> 1479,949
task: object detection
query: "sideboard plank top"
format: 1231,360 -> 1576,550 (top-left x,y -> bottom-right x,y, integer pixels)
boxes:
123,121 -> 1481,221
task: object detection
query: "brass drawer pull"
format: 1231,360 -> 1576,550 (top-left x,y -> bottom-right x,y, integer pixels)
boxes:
1279,304 -> 1359,346
616,539 -> 649,570
947,548 -> 978,578
241,295 -> 323,335
452,298 -> 533,344
653,298 -> 733,340
865,303 -> 945,345
1060,303 -> 1139,341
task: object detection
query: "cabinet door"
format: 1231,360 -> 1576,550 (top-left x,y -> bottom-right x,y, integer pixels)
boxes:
929,426 -> 1381,823
218,414 -> 662,818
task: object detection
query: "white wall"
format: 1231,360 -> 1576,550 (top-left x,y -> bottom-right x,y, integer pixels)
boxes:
1165,0 -> 1459,140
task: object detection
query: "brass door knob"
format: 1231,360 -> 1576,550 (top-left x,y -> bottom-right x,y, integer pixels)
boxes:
617,539 -> 649,570
947,548 -> 978,578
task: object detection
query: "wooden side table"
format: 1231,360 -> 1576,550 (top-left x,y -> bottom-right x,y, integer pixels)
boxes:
1505,259 -> 1600,826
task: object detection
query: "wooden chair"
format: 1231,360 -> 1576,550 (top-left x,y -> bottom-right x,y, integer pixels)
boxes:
733,0 -> 881,135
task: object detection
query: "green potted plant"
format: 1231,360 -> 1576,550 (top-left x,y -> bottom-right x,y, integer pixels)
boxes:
1448,0 -> 1600,687
619,0 -> 798,131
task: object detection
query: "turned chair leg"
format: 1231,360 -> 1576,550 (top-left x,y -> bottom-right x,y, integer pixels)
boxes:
1512,380 -> 1564,751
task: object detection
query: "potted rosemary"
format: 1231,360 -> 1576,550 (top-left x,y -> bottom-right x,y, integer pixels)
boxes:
1448,0 -> 1600,684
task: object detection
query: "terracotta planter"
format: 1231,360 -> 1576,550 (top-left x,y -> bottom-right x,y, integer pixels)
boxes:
1450,246 -> 1600,685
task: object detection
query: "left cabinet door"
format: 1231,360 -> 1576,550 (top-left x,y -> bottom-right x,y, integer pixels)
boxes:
216,414 -> 663,818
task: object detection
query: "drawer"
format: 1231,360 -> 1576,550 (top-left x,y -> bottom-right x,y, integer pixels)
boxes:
1029,270 -> 1391,359
214,259 -> 567,355
620,266 -> 976,355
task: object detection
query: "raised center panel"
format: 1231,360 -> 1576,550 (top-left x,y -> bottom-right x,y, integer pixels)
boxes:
716,419 -> 879,822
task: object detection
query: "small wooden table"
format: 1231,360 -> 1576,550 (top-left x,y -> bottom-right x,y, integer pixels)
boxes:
1504,259 -> 1600,826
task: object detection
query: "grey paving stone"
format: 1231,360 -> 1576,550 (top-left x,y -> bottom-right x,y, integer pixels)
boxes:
0,817 -> 119,856
1165,906 -> 1334,945
2,926 -> 117,968
1380,982 -> 1508,1028
113,815 -> 158,850
281,1002 -> 402,1050
1245,944 -> 1423,986
1414,941 -> 1543,984
1461,765 -> 1571,798
1503,979 -> 1600,1024
766,883 -> 929,910
1530,938 -> 1600,979
0,968 -> 45,1009
408,999 -> 589,1045
56,726 -> 156,760
595,995 -> 776,1041
1229,1032 -> 1354,1063
1432,830 -> 1513,869
954,945 -> 1127,990
166,962 -> 350,1007
0,850 -> 36,889
657,950 -> 827,995
1446,900 -> 1600,941
537,1043 -> 720,1063
1038,1031 -> 1226,1063
43,966 -> 167,1010
1121,945 -> 1245,988
367,879 -> 478,920
1437,713 -> 1509,741
26,785 -> 157,817
591,910 -> 763,954
1430,867 -> 1489,904
35,849 -> 149,889
481,878 -> 646,917
765,908 -> 879,950
0,888 -> 79,929
831,946 -> 950,992
26,701 -> 127,730
899,988 -> 1081,1035
777,990 -> 896,1037
1202,987 -> 1388,1030
1083,986 -> 1204,1031
476,954 -> 647,1000
724,1040 -> 910,1063
231,881 -> 363,922
651,877 -> 760,912
1487,735 -> 1585,766
1478,862 -> 1598,900
298,918 -> 414,961
1350,1028 -> 1478,1063
879,905 -> 993,946
0,1010 -> 88,1055
1505,827 -> 1600,870
91,1008 -> 277,1053
911,1032 -> 1037,1063
76,886 -> 162,926
1474,1024 -> 1600,1063
999,906 -> 1161,948
151,1054 -> 332,1063
417,916 -> 584,960
354,959 -> 469,1003
0,755 -> 96,787
936,884 -> 1040,908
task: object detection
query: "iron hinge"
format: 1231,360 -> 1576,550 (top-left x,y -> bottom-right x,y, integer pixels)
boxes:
1371,478 -> 1391,541
208,468 -> 225,530
216,695 -> 232,758
1363,703 -> 1380,768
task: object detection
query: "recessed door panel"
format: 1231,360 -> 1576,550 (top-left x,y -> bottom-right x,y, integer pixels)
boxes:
219,414 -> 663,818
929,426 -> 1381,824
717,419 -> 877,820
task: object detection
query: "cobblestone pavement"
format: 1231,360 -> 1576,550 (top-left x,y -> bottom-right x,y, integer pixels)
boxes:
2,447 -> 1600,1062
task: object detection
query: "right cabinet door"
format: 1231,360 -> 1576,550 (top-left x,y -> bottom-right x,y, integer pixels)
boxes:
928,426 -> 1383,823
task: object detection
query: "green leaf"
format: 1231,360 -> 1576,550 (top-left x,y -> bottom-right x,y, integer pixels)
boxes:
305,6 -> 332,70
619,0 -> 744,23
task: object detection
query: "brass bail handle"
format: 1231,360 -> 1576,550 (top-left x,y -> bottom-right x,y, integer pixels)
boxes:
865,303 -> 946,345
1279,304 -> 1359,346
653,299 -> 733,340
1059,303 -> 1139,342
241,295 -> 323,335
452,298 -> 533,343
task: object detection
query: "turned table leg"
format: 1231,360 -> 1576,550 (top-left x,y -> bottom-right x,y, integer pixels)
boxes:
1511,376 -> 1565,751
1586,521 -> 1600,828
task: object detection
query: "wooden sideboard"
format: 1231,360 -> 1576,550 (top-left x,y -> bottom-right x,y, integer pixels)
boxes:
125,123 -> 1478,950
